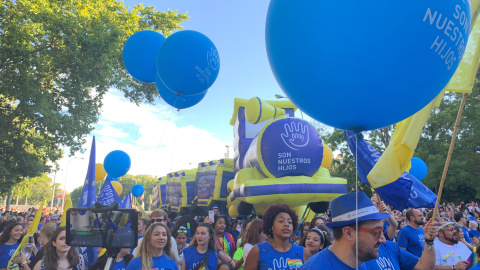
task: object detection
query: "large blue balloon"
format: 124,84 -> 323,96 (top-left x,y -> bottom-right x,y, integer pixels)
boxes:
132,184 -> 144,198
410,157 -> 428,181
122,30 -> 165,83
155,73 -> 206,109
156,30 -> 220,96
104,150 -> 131,178
266,1 -> 470,131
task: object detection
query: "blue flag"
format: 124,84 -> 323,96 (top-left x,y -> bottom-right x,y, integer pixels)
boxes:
96,178 -> 122,207
77,136 -> 98,268
345,131 -> 436,211
122,191 -> 132,209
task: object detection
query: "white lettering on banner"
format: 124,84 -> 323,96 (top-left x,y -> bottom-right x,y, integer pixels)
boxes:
423,5 -> 469,70
376,257 -> 396,270
277,152 -> 311,172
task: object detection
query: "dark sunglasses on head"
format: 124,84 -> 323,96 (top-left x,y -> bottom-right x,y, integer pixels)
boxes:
151,218 -> 165,223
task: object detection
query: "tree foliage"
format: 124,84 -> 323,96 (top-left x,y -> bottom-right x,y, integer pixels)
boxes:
0,0 -> 188,192
10,173 -> 56,205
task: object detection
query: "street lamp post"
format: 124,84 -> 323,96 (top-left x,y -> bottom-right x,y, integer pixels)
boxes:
61,157 -> 84,211
275,94 -> 304,119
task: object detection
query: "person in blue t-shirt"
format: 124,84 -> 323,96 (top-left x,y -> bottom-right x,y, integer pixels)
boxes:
89,248 -> 133,270
182,222 -> 234,270
302,192 -> 438,270
0,222 -> 23,269
126,223 -> 178,270
397,208 -> 425,257
454,212 -> 472,245
245,204 -> 311,270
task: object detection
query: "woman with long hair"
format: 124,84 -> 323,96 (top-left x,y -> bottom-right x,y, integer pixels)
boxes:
232,218 -> 254,270
244,204 -> 312,270
33,227 -> 84,270
20,223 -> 57,270
182,223 -> 234,270
173,226 -> 190,268
213,215 -> 235,258
242,219 -> 267,262
126,223 -> 178,270
299,227 -> 331,255
0,222 -> 23,270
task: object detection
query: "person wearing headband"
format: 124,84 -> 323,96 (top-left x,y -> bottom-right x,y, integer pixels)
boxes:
299,227 -> 330,255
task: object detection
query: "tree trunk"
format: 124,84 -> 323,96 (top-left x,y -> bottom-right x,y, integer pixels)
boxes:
25,196 -> 28,205
16,195 -> 19,205
6,194 -> 12,211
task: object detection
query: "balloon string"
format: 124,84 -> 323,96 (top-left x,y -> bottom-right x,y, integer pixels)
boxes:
169,110 -> 180,171
355,134 -> 359,269
148,105 -> 176,175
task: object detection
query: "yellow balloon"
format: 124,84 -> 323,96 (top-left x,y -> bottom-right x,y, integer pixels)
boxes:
111,181 -> 123,195
95,163 -> 107,181
321,143 -> 333,168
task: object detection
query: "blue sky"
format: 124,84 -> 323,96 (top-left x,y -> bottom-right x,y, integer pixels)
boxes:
54,0 -> 310,192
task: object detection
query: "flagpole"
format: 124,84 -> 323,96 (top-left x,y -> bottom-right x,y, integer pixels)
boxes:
432,93 -> 467,220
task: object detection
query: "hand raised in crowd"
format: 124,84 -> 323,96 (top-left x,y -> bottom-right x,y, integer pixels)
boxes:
423,219 -> 438,240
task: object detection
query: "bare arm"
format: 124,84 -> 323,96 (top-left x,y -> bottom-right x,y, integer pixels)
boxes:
413,220 -> 437,270
80,255 -> 85,270
233,257 -> 244,270
33,260 -> 41,270
244,245 -> 259,270
303,247 -> 312,262
218,250 -> 235,268
181,256 -> 186,270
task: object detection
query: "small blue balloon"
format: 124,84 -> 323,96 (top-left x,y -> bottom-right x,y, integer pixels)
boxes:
157,30 -> 220,96
104,150 -> 131,178
132,184 -> 144,198
155,73 -> 206,109
410,157 -> 428,181
265,1 -> 470,131
122,30 -> 166,83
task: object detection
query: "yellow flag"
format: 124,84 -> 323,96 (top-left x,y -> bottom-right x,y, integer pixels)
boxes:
135,200 -> 150,220
446,1 -> 480,93
367,92 -> 445,188
7,201 -> 45,270
60,194 -> 72,227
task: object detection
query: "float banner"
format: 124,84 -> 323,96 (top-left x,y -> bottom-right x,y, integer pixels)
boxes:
245,118 -> 323,178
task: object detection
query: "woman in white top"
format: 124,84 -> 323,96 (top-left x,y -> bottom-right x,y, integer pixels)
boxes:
242,219 -> 267,262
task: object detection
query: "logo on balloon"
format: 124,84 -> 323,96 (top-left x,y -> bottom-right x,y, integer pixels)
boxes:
208,48 -> 220,70
281,122 -> 310,150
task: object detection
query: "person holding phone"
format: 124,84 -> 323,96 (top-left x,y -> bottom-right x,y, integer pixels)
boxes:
182,223 -> 234,270
126,223 -> 178,270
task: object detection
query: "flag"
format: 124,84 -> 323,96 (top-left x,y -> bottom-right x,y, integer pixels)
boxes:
77,137 -> 97,268
7,202 -> 44,270
96,178 -> 122,207
122,191 -> 132,209
446,1 -> 480,94
367,92 -> 443,188
135,200 -> 149,220
345,131 -> 436,211
60,195 -> 72,226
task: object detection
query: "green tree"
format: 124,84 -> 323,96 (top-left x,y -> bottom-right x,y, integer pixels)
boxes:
11,173 -> 55,204
0,0 -> 188,192
70,185 -> 83,207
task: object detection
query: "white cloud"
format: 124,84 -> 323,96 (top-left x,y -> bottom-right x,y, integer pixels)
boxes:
50,89 -> 230,193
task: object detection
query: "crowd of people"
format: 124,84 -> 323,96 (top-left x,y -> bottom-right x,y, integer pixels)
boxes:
1,194 -> 480,269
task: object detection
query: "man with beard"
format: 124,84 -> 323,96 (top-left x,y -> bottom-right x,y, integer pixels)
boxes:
434,222 -> 472,270
398,208 -> 426,257
302,192 -> 437,270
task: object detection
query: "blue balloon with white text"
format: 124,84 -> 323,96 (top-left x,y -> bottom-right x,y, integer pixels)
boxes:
266,1 -> 471,131
157,30 -> 220,96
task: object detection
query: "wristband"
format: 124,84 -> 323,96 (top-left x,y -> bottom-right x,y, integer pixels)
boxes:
425,239 -> 434,246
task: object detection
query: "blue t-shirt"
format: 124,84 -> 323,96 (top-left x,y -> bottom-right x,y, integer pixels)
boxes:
126,254 -> 178,270
460,226 -> 472,244
112,259 -> 126,270
257,242 -> 304,270
470,264 -> 480,270
183,246 -> 220,270
358,241 -> 419,270
383,220 -> 392,240
397,225 -> 424,257
0,243 -> 20,268
469,229 -> 480,239
302,247 -> 355,270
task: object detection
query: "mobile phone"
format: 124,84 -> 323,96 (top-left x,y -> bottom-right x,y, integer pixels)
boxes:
208,210 -> 214,223
28,235 -> 34,245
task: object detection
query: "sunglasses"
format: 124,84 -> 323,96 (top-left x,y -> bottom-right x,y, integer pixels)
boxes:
51,219 -> 59,221
151,218 -> 165,223
441,226 -> 459,232
358,227 -> 383,240
177,229 -> 187,234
